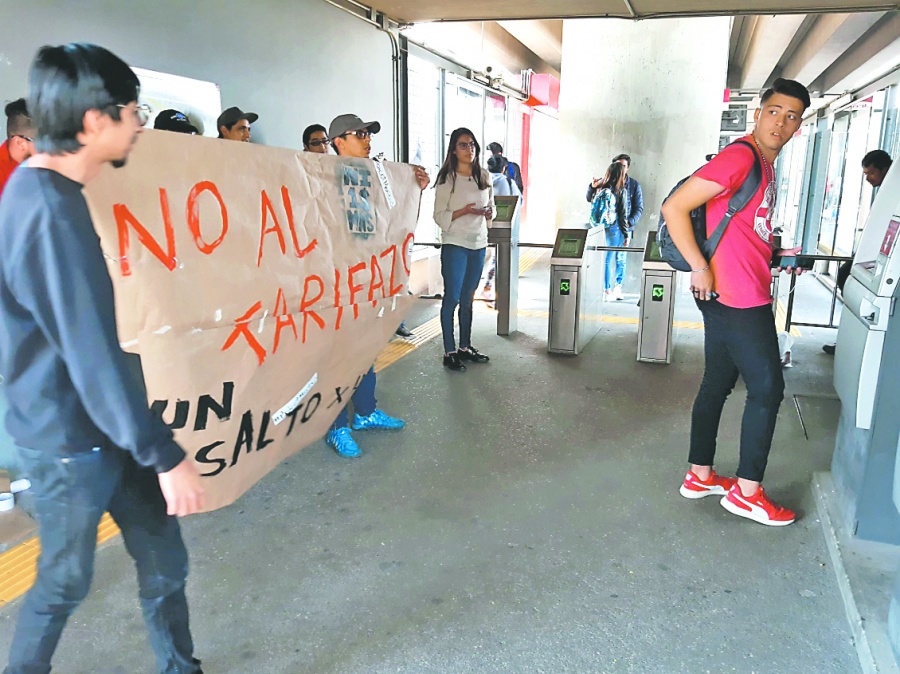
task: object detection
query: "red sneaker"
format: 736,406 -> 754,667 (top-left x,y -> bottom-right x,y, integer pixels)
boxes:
720,484 -> 796,526
679,469 -> 736,499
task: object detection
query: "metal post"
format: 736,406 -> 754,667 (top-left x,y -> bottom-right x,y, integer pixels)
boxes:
494,238 -> 519,335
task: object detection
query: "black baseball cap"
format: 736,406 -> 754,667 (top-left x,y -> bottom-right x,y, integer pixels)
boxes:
328,113 -> 381,140
216,106 -> 259,130
154,109 -> 199,134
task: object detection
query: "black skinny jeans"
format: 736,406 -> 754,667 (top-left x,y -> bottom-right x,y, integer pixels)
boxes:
689,300 -> 785,483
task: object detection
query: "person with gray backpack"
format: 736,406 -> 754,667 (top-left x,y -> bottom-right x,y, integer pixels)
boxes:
660,78 -> 811,527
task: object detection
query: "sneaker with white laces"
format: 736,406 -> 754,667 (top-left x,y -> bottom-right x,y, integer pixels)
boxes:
720,484 -> 796,526
326,427 -> 361,458
679,469 -> 736,499
352,409 -> 406,431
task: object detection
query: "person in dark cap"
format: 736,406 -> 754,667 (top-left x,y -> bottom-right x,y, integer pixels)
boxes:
217,106 -> 258,142
154,109 -> 199,135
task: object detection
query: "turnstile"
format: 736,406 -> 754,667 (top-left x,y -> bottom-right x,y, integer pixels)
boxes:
548,227 -> 604,354
488,195 -> 520,336
637,231 -> 677,363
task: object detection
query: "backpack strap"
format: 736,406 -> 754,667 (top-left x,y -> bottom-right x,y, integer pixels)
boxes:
703,139 -> 763,259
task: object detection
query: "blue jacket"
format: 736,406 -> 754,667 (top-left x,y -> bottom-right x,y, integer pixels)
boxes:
586,176 -> 644,233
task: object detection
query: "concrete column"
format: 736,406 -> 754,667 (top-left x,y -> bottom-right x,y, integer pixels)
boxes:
555,17 -> 730,292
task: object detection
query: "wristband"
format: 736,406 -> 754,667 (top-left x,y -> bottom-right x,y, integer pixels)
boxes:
691,266 -> 709,273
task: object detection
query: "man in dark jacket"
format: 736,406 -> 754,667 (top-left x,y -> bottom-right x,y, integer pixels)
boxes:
0,43 -> 205,674
586,153 -> 644,299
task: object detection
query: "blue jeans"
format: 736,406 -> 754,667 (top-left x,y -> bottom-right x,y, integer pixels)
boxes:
604,226 -> 626,291
440,244 -> 486,353
6,446 -> 199,674
688,300 -> 785,482
331,367 -> 377,430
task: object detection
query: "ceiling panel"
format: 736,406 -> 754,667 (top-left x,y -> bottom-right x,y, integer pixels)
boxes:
367,0 -> 898,23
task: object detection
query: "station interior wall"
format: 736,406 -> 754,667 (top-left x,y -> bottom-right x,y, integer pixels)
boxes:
556,16 -> 730,292
0,0 -> 397,157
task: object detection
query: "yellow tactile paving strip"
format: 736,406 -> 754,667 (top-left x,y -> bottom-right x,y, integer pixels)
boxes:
374,316 -> 442,372
0,513 -> 119,606
518,248 -> 549,275
775,299 -> 803,337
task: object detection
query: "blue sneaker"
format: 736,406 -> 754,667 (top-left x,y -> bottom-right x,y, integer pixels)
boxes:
352,409 -> 406,431
326,427 -> 361,458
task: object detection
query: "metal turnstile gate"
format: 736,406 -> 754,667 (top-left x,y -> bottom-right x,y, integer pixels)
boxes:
637,231 -> 677,363
548,227 -> 604,355
488,195 -> 521,336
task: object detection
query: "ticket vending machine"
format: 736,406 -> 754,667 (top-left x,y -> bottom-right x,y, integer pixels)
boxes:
832,163 -> 900,544
548,227 -> 604,355
638,231 -> 678,364
487,195 -> 521,336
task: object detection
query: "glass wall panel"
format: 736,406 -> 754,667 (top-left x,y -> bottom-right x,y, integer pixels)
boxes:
818,113 -> 850,254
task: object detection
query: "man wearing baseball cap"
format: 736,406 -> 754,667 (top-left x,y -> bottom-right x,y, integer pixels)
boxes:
154,109 -> 199,135
323,113 -> 429,458
328,113 -> 380,157
217,106 -> 258,142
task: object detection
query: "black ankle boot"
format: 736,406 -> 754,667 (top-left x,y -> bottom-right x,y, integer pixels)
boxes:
443,352 -> 466,371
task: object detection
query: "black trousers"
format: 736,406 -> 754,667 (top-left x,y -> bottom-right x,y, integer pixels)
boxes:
688,300 -> 785,482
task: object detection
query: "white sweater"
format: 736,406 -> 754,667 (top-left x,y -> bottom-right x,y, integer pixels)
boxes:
432,170 -> 494,250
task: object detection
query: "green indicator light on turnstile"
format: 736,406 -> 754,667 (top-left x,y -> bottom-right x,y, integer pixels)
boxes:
560,279 -> 571,295
652,284 -> 664,302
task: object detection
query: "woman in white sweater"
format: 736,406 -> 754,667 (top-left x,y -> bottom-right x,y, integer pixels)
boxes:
433,127 -> 494,371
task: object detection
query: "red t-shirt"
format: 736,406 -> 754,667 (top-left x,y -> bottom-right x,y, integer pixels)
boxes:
0,141 -> 20,198
694,137 -> 775,309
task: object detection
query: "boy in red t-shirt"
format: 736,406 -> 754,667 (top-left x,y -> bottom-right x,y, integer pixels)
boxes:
661,78 -> 811,527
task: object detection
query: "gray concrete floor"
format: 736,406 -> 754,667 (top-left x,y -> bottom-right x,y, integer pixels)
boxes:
0,261 -> 864,674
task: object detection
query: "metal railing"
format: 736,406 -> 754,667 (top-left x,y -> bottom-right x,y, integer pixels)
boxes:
782,254 -> 853,331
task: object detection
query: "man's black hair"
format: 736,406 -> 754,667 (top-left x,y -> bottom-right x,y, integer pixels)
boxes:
612,153 -> 631,166
303,123 -> 326,148
487,142 -> 503,155
5,98 -> 32,138
862,149 -> 892,170
760,77 -> 810,112
217,121 -> 233,139
29,43 -> 139,155
487,155 -> 508,174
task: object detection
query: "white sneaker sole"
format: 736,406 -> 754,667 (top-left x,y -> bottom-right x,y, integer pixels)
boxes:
720,495 -> 795,526
679,484 -> 727,499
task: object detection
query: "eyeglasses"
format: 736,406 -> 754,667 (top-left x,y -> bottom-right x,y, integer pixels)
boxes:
116,103 -> 152,126
341,129 -> 372,140
12,134 -> 34,143
308,138 -> 330,147
456,141 -> 477,151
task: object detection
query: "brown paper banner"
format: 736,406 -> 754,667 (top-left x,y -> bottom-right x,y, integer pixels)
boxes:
83,130 -> 419,511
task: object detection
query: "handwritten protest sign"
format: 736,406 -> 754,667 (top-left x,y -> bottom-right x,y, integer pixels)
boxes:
83,130 -> 419,511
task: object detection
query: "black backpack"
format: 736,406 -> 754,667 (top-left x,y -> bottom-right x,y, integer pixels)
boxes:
656,140 -> 762,272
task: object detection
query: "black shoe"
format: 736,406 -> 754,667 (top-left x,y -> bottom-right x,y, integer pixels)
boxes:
443,352 -> 467,371
395,324 -> 414,338
823,344 -> 836,355
458,346 -> 490,363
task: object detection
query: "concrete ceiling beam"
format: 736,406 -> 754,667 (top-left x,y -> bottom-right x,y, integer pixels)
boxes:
497,20 -> 563,71
812,11 -> 900,94
781,12 -> 886,85
737,14 -> 808,90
